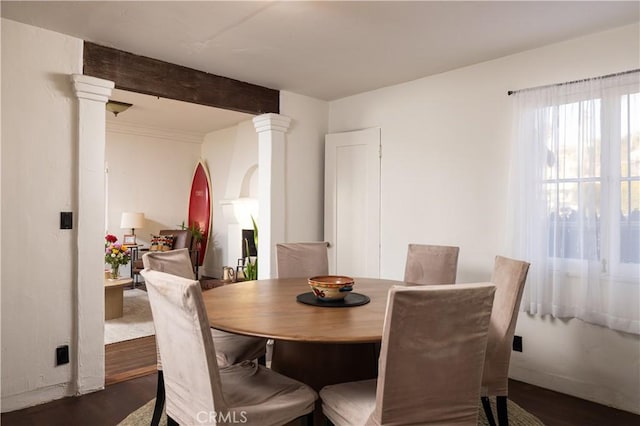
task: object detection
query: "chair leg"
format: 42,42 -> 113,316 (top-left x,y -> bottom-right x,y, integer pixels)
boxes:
497,396 -> 509,426
299,411 -> 314,426
258,354 -> 266,366
151,371 -> 165,426
481,396 -> 497,426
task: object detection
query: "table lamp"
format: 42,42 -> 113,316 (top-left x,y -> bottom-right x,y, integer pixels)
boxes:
120,212 -> 145,235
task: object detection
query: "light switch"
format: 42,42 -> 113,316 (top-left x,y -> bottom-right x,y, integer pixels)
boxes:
60,212 -> 73,229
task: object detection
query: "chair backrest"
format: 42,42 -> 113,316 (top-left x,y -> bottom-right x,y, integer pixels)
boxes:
142,248 -> 195,280
160,229 -> 192,251
143,248 -> 236,371
276,242 -> 329,278
371,283 -> 496,425
403,244 -> 460,285
142,269 -> 225,424
482,255 -> 530,396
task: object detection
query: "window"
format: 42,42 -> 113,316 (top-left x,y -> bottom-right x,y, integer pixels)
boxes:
544,92 -> 639,272
620,93 -> 640,265
509,71 -> 639,334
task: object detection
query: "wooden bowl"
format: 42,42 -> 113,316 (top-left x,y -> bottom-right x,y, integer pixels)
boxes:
308,275 -> 355,301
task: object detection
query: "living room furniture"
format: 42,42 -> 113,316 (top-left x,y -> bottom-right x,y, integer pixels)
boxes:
404,243 -> 460,285
202,277 -> 399,394
142,248 -> 267,426
320,283 -> 496,425
120,211 -> 145,235
104,276 -> 133,320
275,242 -> 329,278
142,269 -> 317,426
131,229 -> 195,284
481,256 -> 531,426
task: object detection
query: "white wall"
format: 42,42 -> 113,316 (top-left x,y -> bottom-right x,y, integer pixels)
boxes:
105,124 -> 202,275
201,120 -> 259,277
280,91 -> 329,243
1,19 -> 83,410
328,23 -> 640,413
0,19 -> 3,413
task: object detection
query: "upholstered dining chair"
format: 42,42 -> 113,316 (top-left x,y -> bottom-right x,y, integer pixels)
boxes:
481,255 -> 530,426
404,243 -> 460,285
132,229 -> 195,285
320,283 -> 496,425
141,269 -> 317,426
142,249 -> 267,426
276,242 -> 330,278
272,242 -> 330,365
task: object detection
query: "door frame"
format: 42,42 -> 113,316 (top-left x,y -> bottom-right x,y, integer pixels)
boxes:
324,127 -> 381,277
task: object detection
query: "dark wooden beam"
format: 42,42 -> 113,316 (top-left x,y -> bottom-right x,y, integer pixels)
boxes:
83,42 -> 279,115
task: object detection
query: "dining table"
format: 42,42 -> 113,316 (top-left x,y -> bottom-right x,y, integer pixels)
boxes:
201,277 -> 403,392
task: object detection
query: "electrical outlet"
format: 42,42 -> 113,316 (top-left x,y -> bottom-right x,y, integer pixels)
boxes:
512,335 -> 523,352
56,345 -> 69,366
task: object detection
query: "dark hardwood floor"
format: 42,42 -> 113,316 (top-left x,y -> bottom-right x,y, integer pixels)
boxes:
2,332 -> 638,426
105,335 -> 156,386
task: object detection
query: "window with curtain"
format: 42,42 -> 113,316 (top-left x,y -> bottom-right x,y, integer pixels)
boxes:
508,71 -> 639,334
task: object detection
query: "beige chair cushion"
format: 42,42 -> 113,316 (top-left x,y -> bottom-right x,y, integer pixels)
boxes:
142,249 -> 266,369
321,379 -> 376,426
481,255 -> 530,397
219,361 -> 316,425
404,243 -> 459,285
211,329 -> 267,368
276,242 -> 329,278
320,283 -> 496,426
142,269 -> 317,425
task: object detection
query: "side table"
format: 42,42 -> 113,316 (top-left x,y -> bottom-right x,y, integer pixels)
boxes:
127,245 -> 144,288
104,276 -> 133,320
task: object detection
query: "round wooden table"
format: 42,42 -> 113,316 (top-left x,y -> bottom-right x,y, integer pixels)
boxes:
201,277 -> 402,392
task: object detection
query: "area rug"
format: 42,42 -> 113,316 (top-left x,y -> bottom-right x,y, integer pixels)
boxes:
105,289 -> 155,345
117,397 -> 544,425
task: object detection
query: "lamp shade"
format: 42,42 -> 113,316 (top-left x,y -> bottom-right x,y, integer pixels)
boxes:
120,212 -> 145,230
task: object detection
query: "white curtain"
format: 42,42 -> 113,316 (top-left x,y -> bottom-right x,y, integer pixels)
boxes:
508,71 -> 640,334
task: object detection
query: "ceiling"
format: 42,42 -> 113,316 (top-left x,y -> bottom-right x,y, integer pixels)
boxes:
3,1 -> 639,133
105,89 -> 254,136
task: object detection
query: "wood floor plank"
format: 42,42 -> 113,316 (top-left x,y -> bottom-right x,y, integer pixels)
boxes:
105,335 -> 157,385
509,380 -> 640,426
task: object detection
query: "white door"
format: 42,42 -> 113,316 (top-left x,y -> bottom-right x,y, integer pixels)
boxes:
325,127 -> 380,277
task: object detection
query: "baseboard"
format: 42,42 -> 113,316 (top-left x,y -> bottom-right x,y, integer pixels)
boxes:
1,382 -> 74,413
510,365 -> 639,415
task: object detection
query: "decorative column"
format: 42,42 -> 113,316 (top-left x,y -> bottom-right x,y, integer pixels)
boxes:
253,113 -> 291,278
71,74 -> 114,393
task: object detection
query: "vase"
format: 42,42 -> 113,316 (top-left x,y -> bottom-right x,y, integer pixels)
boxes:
110,264 -> 119,280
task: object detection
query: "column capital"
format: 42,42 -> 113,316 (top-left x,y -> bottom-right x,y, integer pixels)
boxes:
71,74 -> 114,103
253,113 -> 292,134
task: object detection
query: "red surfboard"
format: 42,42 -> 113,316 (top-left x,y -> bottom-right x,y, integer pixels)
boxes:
188,161 -> 212,266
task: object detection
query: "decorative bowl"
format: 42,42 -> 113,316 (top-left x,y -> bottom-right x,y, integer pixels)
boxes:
308,275 -> 355,301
